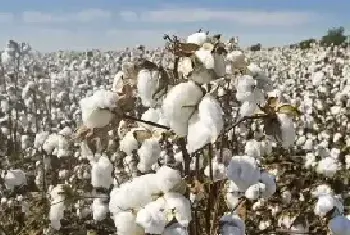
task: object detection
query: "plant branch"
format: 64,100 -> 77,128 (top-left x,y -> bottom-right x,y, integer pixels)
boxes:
224,114 -> 268,133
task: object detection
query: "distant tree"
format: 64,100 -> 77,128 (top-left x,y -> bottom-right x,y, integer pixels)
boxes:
321,26 -> 346,46
250,43 -> 262,52
299,38 -> 316,49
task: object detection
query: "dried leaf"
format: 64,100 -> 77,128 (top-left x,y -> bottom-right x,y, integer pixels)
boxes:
277,105 -> 302,117
236,200 -> 247,220
133,129 -> 153,142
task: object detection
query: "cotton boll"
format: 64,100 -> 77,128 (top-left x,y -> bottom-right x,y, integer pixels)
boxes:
136,198 -> 166,234
120,130 -> 139,155
240,101 -> 257,117
163,223 -> 189,235
43,134 -> 60,154
235,75 -> 256,102
277,114 -> 296,148
138,138 -> 161,172
204,159 -> 227,182
260,172 -> 276,198
34,131 -> 50,148
164,192 -> 192,226
156,166 -> 182,193
140,108 -> 161,130
113,71 -> 124,93
4,169 -> 27,191
245,183 -> 265,200
137,69 -> 159,107
219,213 -> 245,235
227,156 -> 260,190
244,139 -> 261,158
329,215 -> 350,235
80,89 -> 118,128
91,156 -> 113,189
186,32 -> 207,45
162,81 -> 204,137
113,211 -> 144,235
186,115 -> 211,153
317,157 -> 339,177
91,198 -> 108,221
314,195 -> 336,216
312,71 -> 324,86
50,202 -> 65,230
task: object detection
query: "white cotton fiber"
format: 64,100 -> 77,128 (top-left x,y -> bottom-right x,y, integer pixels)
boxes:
119,130 -> 139,155
186,32 -> 207,45
80,89 -> 118,128
113,211 -> 144,235
138,138 -> 161,172
162,81 -> 204,137
91,156 -> 113,189
137,69 -> 159,107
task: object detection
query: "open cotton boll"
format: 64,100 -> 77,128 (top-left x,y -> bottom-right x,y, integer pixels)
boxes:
138,138 -> 161,172
245,139 -> 262,158
162,81 -> 204,137
186,32 -> 207,45
80,89 -> 118,128
240,101 -> 257,117
50,202 -> 65,230
329,215 -> 350,235
178,57 -> 193,77
43,133 -> 60,154
317,156 -> 339,177
195,50 -> 215,70
163,223 -> 189,235
235,75 -> 256,102
164,192 -> 192,226
139,108 -> 161,130
137,69 -> 159,107
245,183 -> 266,200
260,172 -> 276,198
113,71 -> 124,93
314,195 -> 337,216
312,184 -> 333,198
113,211 -> 144,235
136,198 -> 166,234
91,156 -> 113,189
109,174 -> 160,212
4,169 -> 27,191
34,132 -> 49,148
277,114 -> 296,148
220,213 -> 246,235
312,71 -> 324,86
227,156 -> 260,190
120,130 -> 139,156
198,95 -> 223,139
156,166 -> 182,193
91,198 -> 108,221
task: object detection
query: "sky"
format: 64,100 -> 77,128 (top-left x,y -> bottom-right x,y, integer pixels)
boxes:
0,0 -> 349,52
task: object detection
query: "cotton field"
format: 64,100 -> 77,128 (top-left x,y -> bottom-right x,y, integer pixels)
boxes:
1,31 -> 350,235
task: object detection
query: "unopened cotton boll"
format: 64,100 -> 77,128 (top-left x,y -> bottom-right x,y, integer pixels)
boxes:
317,156 -> 339,177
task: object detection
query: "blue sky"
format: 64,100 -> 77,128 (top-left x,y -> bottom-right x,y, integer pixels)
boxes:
0,0 -> 348,52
